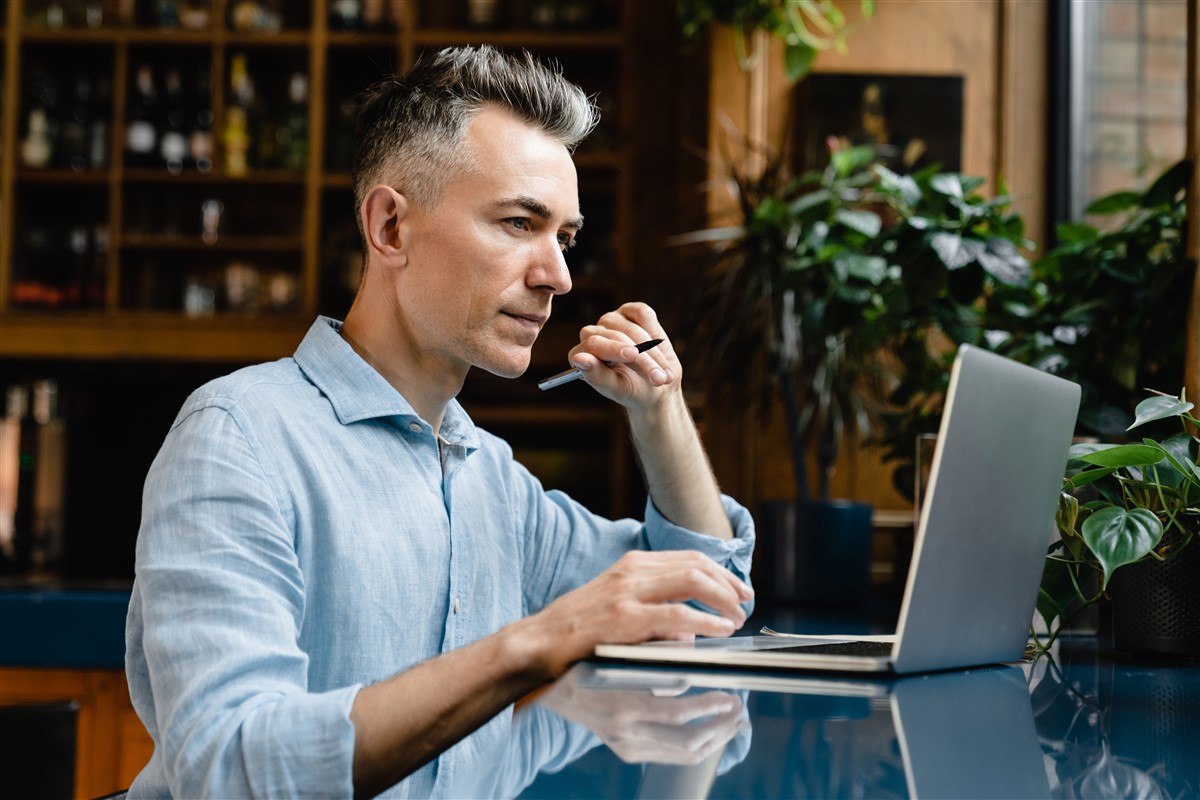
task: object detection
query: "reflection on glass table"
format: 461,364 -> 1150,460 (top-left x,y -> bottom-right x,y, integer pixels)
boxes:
449,661 -> 1048,799
441,638 -> 1199,799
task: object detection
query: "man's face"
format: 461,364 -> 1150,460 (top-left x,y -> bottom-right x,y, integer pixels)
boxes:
396,106 -> 580,380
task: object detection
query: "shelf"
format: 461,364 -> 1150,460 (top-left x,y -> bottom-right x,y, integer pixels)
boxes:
121,169 -> 307,184
120,234 -> 304,252
18,28 -> 311,46
16,169 -> 111,184
325,31 -> 401,47
0,312 -> 309,361
412,30 -> 623,49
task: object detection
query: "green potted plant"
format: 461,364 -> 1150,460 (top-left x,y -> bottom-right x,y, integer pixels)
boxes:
877,160 -> 1193,500
678,143 -> 900,604
1035,390 -> 1200,656
676,0 -> 876,81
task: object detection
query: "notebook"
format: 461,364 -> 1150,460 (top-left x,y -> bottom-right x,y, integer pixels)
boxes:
595,344 -> 1081,674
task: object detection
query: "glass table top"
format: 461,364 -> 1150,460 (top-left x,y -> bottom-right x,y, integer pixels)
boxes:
445,637 -> 1200,799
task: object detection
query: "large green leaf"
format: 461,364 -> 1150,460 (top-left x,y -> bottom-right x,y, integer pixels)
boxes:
1128,395 -> 1194,430
834,208 -> 883,237
930,233 -> 985,270
1056,221 -> 1101,243
1067,466 -> 1117,490
1075,444 -> 1164,468
836,253 -> 887,284
1083,192 -> 1140,216
1142,160 -> 1192,207
1081,507 -> 1162,588
976,238 -> 1031,286
929,173 -> 965,198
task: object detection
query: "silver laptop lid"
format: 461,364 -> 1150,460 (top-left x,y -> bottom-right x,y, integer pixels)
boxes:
891,345 -> 1080,673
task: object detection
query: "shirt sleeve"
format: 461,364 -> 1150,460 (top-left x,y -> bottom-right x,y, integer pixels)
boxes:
510,453 -> 756,618
130,402 -> 359,798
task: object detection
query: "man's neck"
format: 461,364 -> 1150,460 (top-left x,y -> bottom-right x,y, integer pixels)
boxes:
340,306 -> 464,436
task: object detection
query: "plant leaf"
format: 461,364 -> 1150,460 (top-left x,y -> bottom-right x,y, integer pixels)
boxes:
1056,491 -> 1079,537
1037,557 -> 1079,631
1082,191 -> 1140,216
834,208 -> 882,237
784,42 -> 818,81
837,253 -> 887,284
929,173 -> 964,199
1141,160 -> 1192,207
1081,507 -> 1162,588
1127,395 -> 1194,430
930,233 -> 984,270
977,238 -> 1031,286
1068,467 -> 1117,490
1075,444 -> 1164,468
1056,221 -> 1101,243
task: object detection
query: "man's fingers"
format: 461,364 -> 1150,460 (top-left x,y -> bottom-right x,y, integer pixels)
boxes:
618,550 -> 752,617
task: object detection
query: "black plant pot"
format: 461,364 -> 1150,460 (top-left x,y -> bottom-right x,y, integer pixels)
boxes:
1109,521 -> 1200,658
758,499 -> 873,607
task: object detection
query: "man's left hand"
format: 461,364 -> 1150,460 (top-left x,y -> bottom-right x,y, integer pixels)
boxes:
567,302 -> 681,411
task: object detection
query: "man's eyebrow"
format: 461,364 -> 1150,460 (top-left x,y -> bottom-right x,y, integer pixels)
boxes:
499,195 -> 584,231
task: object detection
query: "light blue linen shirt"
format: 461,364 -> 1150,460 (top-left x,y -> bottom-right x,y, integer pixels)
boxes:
125,316 -> 755,798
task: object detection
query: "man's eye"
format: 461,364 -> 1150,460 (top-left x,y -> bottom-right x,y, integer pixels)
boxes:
508,218 -> 530,232
557,233 -> 576,252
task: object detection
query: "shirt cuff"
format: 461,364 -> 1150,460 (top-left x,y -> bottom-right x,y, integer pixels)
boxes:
644,495 -> 756,594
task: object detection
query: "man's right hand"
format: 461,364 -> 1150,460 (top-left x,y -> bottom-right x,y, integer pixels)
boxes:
511,550 -> 753,679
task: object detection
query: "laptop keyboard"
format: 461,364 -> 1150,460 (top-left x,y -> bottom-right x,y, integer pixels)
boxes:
768,640 -> 894,657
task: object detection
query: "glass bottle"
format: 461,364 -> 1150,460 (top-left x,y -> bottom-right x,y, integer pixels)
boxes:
125,63 -> 159,168
224,53 -> 254,175
159,65 -> 188,173
277,72 -> 308,171
189,64 -> 215,173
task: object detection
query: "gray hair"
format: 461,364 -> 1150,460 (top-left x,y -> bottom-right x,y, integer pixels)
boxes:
352,45 -> 599,242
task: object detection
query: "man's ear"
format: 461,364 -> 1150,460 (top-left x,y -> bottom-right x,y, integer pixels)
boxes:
361,185 -> 411,265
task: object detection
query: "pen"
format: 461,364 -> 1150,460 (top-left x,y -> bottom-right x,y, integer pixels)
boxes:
538,338 -> 664,391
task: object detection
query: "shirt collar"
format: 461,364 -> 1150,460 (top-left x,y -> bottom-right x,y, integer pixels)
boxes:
294,317 -> 480,451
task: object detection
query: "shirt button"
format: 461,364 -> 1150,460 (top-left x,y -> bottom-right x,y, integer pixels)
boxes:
408,422 -> 421,433
452,598 -> 461,614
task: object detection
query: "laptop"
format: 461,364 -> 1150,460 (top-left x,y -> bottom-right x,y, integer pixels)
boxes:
574,661 -> 1050,799
595,344 -> 1081,674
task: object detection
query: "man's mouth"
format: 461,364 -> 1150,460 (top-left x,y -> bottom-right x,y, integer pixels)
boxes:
503,311 -> 548,329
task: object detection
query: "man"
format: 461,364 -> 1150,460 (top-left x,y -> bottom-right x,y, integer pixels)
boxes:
126,46 -> 755,798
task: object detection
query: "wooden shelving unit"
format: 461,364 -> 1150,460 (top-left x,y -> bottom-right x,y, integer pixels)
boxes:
0,0 -> 635,364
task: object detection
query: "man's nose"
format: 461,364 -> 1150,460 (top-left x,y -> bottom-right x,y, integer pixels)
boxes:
529,236 -> 572,295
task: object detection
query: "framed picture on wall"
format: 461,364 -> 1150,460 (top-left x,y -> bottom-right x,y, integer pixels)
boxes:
796,73 -> 965,175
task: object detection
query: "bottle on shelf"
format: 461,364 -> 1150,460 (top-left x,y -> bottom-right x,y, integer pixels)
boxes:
20,108 -> 54,169
125,63 -> 159,169
159,65 -> 188,174
65,225 -> 89,306
30,380 -> 67,576
467,0 -> 500,29
89,76 -> 111,170
0,385 -> 34,575
20,66 -> 60,169
328,0 -> 362,31
59,73 -> 94,172
224,53 -> 255,175
228,0 -> 282,33
189,64 -> 215,173
277,71 -> 308,171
